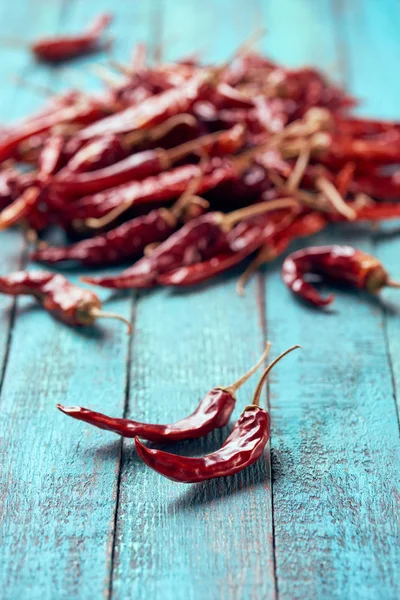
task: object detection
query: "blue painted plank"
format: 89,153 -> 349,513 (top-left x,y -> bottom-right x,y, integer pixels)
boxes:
336,0 -> 400,419
110,2 -> 276,599
261,1 -> 400,598
0,0 -> 68,390
0,2 -> 153,599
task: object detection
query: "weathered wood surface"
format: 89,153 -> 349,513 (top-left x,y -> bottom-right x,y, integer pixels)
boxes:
0,1 -> 399,599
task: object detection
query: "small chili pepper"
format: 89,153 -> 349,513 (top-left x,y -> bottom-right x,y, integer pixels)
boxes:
135,345 -> 300,483
57,343 -> 271,442
282,245 -> 400,307
82,198 -> 296,289
31,13 -> 112,63
0,187 -> 41,230
76,72 -> 211,141
0,271 -> 131,331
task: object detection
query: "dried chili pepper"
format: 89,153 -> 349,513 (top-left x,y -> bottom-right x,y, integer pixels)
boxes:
57,343 -> 271,441
55,125 -> 245,197
82,198 -> 296,289
31,208 -> 176,267
64,133 -> 126,174
0,271 -> 131,331
76,72 -> 211,141
135,346 -> 300,483
0,100 -> 109,163
64,160 -> 233,228
159,205 -> 298,288
31,13 -> 112,63
282,245 -> 400,307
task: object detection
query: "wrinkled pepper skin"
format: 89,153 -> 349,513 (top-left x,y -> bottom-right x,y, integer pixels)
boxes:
135,406 -> 270,483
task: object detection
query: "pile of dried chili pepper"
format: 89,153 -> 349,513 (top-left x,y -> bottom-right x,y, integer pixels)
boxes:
0,35 -> 399,299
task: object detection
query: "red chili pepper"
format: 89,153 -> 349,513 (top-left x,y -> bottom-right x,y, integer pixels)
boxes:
57,343 -> 271,441
159,206 -> 298,288
75,73 -> 211,141
64,159 -> 236,228
31,13 -> 112,63
31,208 -> 177,267
282,245 -> 400,307
0,100 -> 109,163
82,198 -> 296,289
321,133 -> 400,167
64,133 -> 127,174
335,116 -> 400,137
55,125 -> 245,198
135,346 -> 299,483
350,172 -> 400,201
0,271 -> 131,331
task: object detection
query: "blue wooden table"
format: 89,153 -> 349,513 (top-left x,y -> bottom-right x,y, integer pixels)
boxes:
0,1 -> 399,599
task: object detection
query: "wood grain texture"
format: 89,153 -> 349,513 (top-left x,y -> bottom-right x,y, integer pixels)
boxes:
0,2 -> 148,598
110,3 -> 275,600
261,1 -> 400,598
0,1 -> 399,599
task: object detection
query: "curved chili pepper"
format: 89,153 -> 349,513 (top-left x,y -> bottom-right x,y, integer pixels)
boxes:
159,206 -> 298,288
31,13 -> 112,63
281,245 -> 400,307
82,199 -> 296,289
135,346 -> 299,483
76,72 -> 211,141
0,271 -> 131,331
55,149 -> 169,196
57,343 -> 271,442
55,125 -> 246,198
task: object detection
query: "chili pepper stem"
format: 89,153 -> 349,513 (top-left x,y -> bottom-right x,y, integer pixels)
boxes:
222,197 -> 297,230
251,345 -> 301,407
223,341 -> 271,395
89,307 -> 132,334
315,176 -> 357,221
387,279 -> 400,288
